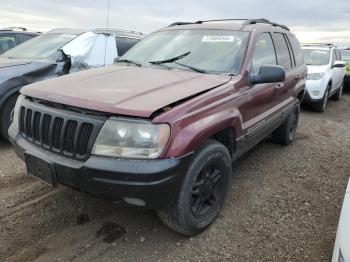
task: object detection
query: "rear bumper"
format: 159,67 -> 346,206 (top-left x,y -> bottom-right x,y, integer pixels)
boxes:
9,126 -> 192,209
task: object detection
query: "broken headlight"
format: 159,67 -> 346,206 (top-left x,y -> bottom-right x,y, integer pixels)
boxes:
92,118 -> 170,159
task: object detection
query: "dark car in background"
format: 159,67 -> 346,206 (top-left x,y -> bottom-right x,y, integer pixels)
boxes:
0,27 -> 39,54
0,27 -> 144,139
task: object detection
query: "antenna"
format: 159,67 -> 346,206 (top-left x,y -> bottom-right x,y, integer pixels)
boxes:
103,0 -> 110,66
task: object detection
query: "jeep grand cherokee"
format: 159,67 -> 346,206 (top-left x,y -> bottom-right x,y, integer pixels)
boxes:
9,19 -> 307,236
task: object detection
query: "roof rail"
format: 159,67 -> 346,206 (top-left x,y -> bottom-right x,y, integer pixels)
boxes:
0,27 -> 27,31
243,19 -> 290,31
301,43 -> 334,48
167,18 -> 290,31
95,28 -> 144,35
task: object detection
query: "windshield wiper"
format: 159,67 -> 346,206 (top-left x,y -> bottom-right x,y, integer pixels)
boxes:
174,61 -> 206,73
149,51 -> 191,65
117,59 -> 142,67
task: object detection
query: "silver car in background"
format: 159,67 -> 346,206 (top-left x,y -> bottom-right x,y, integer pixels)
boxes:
302,44 -> 346,112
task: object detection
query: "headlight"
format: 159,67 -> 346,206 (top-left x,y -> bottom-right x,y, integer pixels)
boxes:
11,94 -> 25,129
307,73 -> 325,80
92,118 -> 170,159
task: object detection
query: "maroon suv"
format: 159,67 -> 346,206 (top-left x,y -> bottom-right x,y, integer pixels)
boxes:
9,19 -> 307,236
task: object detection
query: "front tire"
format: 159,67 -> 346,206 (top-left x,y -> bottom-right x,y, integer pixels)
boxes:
332,82 -> 343,101
0,94 -> 18,140
271,102 -> 300,145
157,140 -> 231,236
313,86 -> 330,112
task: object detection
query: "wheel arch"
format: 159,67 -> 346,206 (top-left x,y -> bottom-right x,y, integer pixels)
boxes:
164,108 -> 242,158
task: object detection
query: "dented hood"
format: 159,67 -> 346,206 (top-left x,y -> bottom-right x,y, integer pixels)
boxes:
0,57 -> 32,69
21,65 -> 231,117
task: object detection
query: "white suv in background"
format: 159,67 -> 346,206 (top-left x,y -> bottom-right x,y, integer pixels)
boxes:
302,44 -> 346,112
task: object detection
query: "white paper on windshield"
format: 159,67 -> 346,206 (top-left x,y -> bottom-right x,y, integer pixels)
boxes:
202,36 -> 235,42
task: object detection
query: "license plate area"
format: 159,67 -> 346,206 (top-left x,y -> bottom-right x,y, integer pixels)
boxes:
25,154 -> 57,187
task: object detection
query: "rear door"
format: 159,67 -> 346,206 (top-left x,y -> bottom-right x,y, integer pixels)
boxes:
272,33 -> 295,104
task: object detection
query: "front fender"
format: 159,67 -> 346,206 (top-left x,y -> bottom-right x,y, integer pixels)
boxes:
164,107 -> 242,157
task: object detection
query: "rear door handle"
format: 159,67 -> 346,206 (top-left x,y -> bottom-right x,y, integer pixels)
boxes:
275,83 -> 284,89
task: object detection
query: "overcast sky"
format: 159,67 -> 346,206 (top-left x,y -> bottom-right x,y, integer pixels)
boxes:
1,0 -> 349,46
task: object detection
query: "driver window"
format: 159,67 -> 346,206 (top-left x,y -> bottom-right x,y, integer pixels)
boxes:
251,33 -> 277,74
331,50 -> 336,65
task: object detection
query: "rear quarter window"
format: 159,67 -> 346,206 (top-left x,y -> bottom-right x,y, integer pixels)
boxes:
115,37 -> 140,56
288,35 -> 305,66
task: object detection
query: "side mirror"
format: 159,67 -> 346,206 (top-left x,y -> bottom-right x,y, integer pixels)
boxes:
56,50 -> 71,75
332,60 -> 346,68
249,65 -> 286,86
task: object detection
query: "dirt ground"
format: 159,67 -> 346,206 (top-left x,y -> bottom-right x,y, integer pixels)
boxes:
1,94 -> 350,262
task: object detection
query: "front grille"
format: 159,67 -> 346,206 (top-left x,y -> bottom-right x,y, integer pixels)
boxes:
19,100 -> 105,160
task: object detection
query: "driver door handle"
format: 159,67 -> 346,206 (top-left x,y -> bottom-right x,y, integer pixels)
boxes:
275,83 -> 284,89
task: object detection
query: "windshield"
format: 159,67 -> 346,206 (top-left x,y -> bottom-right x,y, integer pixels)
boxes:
120,29 -> 250,74
340,49 -> 350,62
302,49 -> 330,66
2,33 -> 77,60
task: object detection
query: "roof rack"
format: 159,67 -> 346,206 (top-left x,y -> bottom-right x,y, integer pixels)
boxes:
167,18 -> 290,31
0,27 -> 27,32
302,43 -> 334,48
95,28 -> 144,36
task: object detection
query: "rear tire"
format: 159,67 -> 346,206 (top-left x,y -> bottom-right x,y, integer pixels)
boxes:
271,102 -> 300,145
332,82 -> 343,101
157,140 -> 231,236
0,94 -> 18,140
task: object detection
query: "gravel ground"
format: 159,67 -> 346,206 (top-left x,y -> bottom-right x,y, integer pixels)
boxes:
1,93 -> 350,262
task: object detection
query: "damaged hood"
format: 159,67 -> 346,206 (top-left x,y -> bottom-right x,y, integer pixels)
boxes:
21,65 -> 231,117
0,56 -> 56,84
0,57 -> 32,69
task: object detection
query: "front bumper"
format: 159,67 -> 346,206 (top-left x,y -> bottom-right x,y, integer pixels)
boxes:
9,126 -> 193,209
304,79 -> 328,102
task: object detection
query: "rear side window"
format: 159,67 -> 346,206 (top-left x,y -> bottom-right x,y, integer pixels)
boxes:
251,33 -> 277,74
288,35 -> 304,66
274,33 -> 292,70
0,33 -> 17,54
115,37 -> 140,56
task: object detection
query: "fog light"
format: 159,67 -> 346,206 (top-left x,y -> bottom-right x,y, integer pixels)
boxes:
123,197 -> 146,206
312,91 -> 320,96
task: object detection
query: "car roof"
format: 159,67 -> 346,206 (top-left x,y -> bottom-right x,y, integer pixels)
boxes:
159,18 -> 291,33
301,43 -> 335,50
47,28 -> 144,39
0,27 -> 40,34
302,46 -> 331,51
